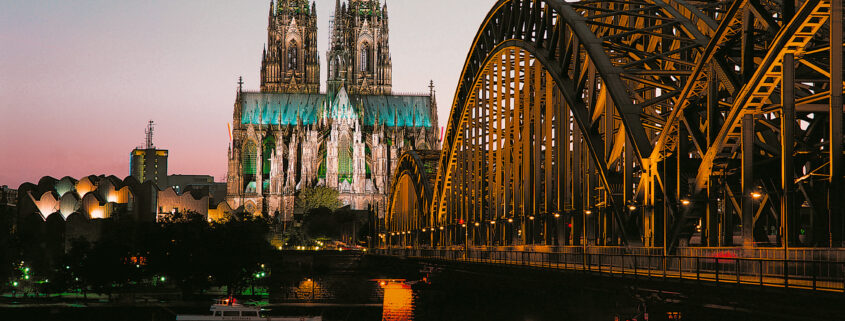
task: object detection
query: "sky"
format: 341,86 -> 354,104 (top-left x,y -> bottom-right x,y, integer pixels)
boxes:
0,0 -> 494,187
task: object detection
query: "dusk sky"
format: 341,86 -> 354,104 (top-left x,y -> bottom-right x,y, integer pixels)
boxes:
0,0 -> 492,187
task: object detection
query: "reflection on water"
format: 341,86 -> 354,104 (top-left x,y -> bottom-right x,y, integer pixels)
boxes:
274,275 -> 382,303
379,280 -> 414,321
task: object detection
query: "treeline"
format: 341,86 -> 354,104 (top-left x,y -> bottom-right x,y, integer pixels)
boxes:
0,208 -> 274,299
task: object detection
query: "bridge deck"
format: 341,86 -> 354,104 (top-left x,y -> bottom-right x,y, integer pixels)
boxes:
375,248 -> 845,293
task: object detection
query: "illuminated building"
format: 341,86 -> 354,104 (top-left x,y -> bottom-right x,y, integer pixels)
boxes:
130,121 -> 169,186
226,0 -> 439,219
15,175 -> 235,223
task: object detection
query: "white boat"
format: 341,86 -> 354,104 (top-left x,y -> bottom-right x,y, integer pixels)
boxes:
176,297 -> 322,321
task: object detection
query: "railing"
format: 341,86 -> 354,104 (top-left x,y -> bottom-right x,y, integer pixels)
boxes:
373,247 -> 845,293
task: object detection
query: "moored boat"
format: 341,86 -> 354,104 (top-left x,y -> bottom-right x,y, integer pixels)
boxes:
176,297 -> 321,321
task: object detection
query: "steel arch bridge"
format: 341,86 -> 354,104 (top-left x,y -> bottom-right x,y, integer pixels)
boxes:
385,0 -> 845,268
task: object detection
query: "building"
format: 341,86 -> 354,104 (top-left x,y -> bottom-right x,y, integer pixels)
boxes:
10,175 -> 237,252
130,121 -> 168,186
168,174 -> 228,204
226,0 -> 439,219
15,175 -> 235,224
1,185 -> 17,207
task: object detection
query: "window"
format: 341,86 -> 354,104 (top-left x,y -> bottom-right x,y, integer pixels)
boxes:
287,40 -> 298,70
242,311 -> 258,317
360,43 -> 372,72
223,311 -> 239,316
338,134 -> 353,183
242,141 -> 257,192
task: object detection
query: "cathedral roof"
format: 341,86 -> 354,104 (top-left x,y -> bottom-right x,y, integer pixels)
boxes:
240,91 -> 433,128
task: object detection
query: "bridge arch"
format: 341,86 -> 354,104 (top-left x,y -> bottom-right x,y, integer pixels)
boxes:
429,0 -> 726,247
386,150 -> 439,247
388,0 -> 844,250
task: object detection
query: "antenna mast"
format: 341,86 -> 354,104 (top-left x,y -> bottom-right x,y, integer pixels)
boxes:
145,120 -> 155,149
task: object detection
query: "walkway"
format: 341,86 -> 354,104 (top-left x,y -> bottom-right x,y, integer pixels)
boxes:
374,247 -> 845,293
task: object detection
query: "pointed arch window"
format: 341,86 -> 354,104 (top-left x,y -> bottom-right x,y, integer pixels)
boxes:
287,40 -> 298,71
242,141 -> 257,193
262,136 -> 275,193
360,42 -> 373,73
338,134 -> 353,184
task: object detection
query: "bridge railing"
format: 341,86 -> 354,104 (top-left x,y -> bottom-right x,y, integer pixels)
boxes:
373,247 -> 845,293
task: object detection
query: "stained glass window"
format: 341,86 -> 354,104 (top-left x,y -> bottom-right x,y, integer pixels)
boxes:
338,135 -> 353,183
242,141 -> 257,193
288,40 -> 298,71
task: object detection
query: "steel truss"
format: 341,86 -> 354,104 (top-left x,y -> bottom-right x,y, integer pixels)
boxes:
386,0 -> 845,252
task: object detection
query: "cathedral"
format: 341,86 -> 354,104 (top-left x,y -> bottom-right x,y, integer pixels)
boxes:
226,0 -> 439,219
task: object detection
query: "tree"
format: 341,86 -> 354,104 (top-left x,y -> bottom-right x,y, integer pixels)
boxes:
295,186 -> 342,213
208,217 -> 273,295
303,207 -> 341,239
147,213 -> 214,299
0,204 -> 17,292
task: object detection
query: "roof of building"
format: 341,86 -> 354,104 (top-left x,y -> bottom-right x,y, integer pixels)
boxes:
239,90 -> 433,128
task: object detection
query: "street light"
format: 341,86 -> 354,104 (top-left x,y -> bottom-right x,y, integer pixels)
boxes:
628,205 -> 637,211
474,222 -> 480,227
681,199 -> 691,206
529,216 -> 535,220
751,191 -> 763,199
490,220 -> 496,225
554,212 -> 560,218
585,210 -> 592,215
508,218 -> 513,223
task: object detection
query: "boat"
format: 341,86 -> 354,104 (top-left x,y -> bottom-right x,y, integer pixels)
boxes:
176,297 -> 322,321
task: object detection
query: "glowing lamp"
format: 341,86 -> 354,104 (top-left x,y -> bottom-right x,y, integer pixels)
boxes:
751,192 -> 762,199
529,216 -> 535,220
554,213 -> 561,218
490,220 -> 496,225
508,218 -> 513,223
681,199 -> 691,206
585,210 -> 592,215
628,205 -> 637,211
439,226 -> 444,230
474,222 -> 480,227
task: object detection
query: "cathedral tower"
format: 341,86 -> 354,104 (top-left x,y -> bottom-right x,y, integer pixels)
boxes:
327,0 -> 392,96
261,0 -> 320,93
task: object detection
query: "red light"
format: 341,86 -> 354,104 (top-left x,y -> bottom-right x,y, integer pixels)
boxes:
567,223 -> 573,228
458,219 -> 465,224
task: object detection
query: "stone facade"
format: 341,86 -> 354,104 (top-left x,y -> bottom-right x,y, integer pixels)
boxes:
261,0 -> 321,93
226,0 -> 438,220
327,0 -> 392,95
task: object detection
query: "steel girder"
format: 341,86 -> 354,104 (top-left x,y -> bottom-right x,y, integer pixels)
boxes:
429,0 -> 728,247
385,150 -> 439,244
388,0 -> 845,250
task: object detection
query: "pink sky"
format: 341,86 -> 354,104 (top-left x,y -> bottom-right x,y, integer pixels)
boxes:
0,0 -> 493,188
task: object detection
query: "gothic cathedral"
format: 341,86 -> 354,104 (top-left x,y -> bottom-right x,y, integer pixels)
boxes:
226,0 -> 439,219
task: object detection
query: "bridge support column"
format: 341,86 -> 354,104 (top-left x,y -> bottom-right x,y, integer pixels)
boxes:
782,53 -> 796,248
573,122 -> 584,246
830,0 -> 843,246
706,63 -> 720,247
742,113 -> 755,248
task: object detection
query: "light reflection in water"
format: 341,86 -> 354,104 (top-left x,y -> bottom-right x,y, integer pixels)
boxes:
379,280 -> 414,321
